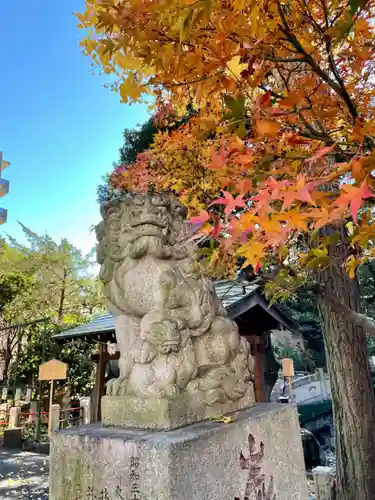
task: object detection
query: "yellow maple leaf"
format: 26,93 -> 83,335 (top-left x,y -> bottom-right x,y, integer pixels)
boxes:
238,241 -> 266,269
233,0 -> 246,9
208,414 -> 236,423
346,255 -> 360,280
82,37 -> 98,55
119,75 -> 143,103
226,56 -> 248,79
114,52 -> 143,71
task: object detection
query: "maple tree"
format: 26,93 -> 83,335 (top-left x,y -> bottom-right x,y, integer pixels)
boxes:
77,0 -> 375,497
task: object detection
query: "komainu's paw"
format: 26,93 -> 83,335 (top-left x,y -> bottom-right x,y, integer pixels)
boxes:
204,388 -> 227,406
221,378 -> 246,401
106,377 -> 128,396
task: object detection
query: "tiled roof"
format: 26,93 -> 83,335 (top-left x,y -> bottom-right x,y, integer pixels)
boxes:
214,279 -> 258,308
53,279 -> 259,341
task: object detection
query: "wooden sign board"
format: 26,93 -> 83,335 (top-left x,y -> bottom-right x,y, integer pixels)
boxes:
281,358 -> 295,378
39,359 -> 68,381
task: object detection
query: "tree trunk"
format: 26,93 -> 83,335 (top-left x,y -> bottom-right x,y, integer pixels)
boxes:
315,241 -> 375,500
57,268 -> 67,322
1,345 -> 12,386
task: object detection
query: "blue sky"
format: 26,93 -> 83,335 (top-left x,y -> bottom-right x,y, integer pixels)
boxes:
0,1 -> 148,256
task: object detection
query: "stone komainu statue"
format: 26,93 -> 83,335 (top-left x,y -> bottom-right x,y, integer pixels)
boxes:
96,192 -> 255,415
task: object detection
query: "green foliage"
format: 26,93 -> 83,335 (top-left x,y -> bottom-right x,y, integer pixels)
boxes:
97,119 -> 158,205
58,340 -> 95,395
97,110 -> 196,205
359,261 -> 375,321
0,273 -> 32,312
16,323 -> 95,397
278,261 -> 375,374
279,286 -> 326,368
119,119 -> 158,165
0,225 -> 104,391
360,261 -> 375,392
4,224 -> 104,323
15,324 -> 54,387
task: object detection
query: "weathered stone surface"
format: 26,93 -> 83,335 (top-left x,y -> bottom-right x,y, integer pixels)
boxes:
95,192 -> 256,428
102,384 -> 255,430
8,406 -> 21,428
51,404 -> 60,433
50,404 -> 308,500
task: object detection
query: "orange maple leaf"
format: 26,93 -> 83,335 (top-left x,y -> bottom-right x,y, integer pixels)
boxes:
208,149 -> 228,170
333,181 -> 373,221
267,107 -> 290,117
232,212 -> 258,242
210,191 -> 246,216
278,91 -> 304,108
284,210 -> 308,231
255,119 -> 281,138
252,189 -> 272,214
281,176 -> 313,209
284,132 -> 311,145
233,153 -> 254,165
351,158 -> 368,182
306,144 -> 336,164
236,177 -> 253,195
266,177 -> 290,198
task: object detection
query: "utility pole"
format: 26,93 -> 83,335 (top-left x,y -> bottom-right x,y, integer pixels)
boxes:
0,151 -> 10,224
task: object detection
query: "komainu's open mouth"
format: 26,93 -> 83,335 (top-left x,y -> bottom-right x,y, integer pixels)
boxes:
131,218 -> 166,228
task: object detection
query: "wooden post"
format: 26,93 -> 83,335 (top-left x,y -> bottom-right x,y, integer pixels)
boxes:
282,358 -> 295,403
91,344 -> 120,422
48,380 -> 54,437
247,335 -> 266,403
93,343 -> 107,422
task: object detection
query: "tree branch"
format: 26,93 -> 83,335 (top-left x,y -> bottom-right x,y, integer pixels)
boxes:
265,56 -> 306,63
327,299 -> 375,336
276,0 -> 358,121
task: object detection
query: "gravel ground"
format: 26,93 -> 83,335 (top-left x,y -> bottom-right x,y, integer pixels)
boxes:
0,450 -> 49,499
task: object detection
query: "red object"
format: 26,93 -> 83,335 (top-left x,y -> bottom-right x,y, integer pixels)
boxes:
20,411 -> 49,416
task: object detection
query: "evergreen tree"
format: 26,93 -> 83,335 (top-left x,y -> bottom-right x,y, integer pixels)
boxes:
0,226 -> 104,391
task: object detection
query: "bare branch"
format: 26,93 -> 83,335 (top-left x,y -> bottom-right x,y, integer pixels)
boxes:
327,299 -> 375,336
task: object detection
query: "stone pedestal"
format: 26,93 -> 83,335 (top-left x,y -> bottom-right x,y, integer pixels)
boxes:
50,404 -> 307,500
102,384 -> 255,430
